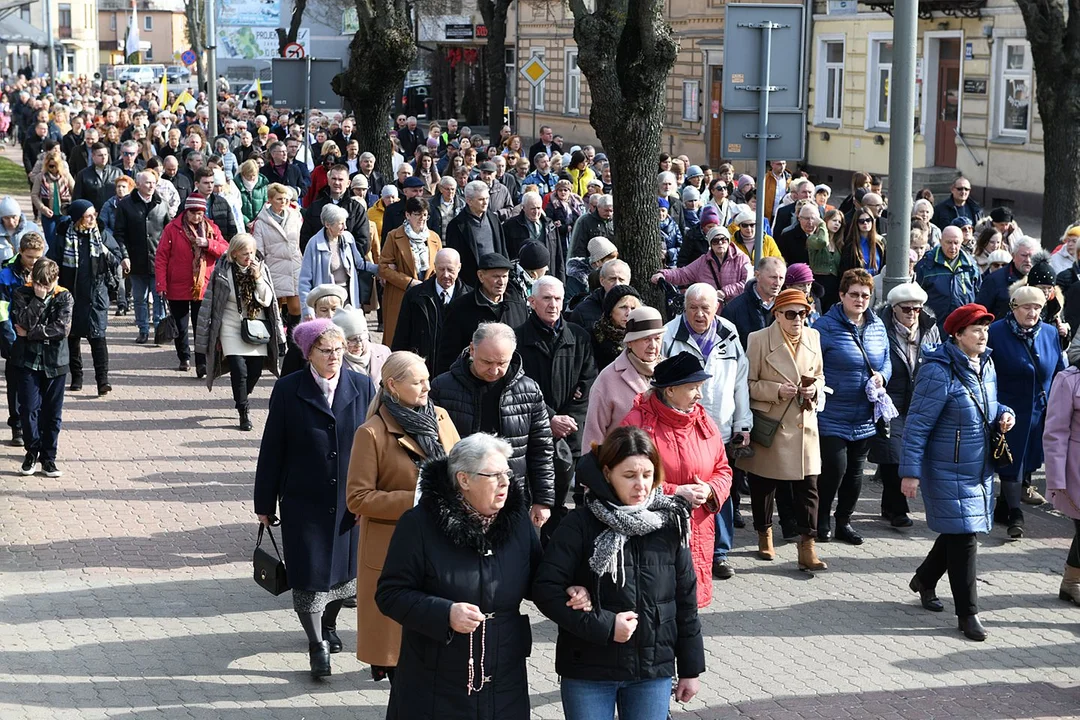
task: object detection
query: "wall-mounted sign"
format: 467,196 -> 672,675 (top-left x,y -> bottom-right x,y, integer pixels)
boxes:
963,78 -> 987,95
965,42 -> 974,60
475,24 -> 488,38
445,24 -> 474,40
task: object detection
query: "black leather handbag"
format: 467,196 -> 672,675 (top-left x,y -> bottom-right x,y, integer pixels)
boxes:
253,522 -> 289,596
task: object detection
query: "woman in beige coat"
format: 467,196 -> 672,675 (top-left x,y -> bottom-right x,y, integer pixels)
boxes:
346,351 -> 460,683
739,288 -> 827,572
378,197 -> 441,346
252,183 -> 304,330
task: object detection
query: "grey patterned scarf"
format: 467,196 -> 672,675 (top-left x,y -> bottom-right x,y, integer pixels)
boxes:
587,489 -> 690,586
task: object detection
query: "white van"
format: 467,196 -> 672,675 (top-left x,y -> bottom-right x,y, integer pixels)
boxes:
116,64 -> 166,86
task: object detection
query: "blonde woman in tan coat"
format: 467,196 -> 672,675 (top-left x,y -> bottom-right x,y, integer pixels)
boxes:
346,351 -> 460,683
739,288 -> 827,572
378,197 -> 441,346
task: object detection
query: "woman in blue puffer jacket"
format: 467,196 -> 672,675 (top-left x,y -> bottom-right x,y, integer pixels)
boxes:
814,269 -> 891,545
900,304 -> 1015,642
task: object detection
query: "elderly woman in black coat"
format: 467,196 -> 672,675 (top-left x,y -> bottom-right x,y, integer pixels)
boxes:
48,199 -> 126,396
254,317 -> 375,679
870,282 -> 941,528
376,432 -> 591,719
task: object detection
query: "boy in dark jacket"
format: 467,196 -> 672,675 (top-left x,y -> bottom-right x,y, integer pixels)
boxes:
10,257 -> 73,477
0,232 -> 46,446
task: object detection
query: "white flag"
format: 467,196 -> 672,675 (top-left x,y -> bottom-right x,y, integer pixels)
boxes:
125,0 -> 140,60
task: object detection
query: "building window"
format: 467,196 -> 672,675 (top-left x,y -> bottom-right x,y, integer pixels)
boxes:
565,48 -> 580,115
505,47 -> 515,110
110,14 -> 116,31
682,80 -> 699,122
867,36 -> 893,130
144,15 -> 153,31
997,39 -> 1032,139
529,48 -> 545,112
815,37 -> 845,126
19,4 -> 29,22
144,45 -> 153,60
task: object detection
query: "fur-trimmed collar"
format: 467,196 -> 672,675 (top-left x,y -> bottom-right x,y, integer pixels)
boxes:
418,456 -> 527,555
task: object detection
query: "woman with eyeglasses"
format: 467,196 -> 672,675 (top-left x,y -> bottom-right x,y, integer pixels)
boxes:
650,226 -> 749,310
706,179 -> 737,226
728,208 -> 782,265
870,283 -> 941,528
740,288 -> 827,571
347,350 -> 460,685
254,318 -> 376,678
840,210 -> 885,278
813,269 -> 891,545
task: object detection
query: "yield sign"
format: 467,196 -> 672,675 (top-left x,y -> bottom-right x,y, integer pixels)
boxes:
519,56 -> 550,87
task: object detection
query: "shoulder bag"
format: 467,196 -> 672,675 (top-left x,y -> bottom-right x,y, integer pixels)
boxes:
234,268 -> 272,345
750,398 -> 796,448
253,522 -> 290,596
851,326 -> 890,440
954,370 -> 1013,470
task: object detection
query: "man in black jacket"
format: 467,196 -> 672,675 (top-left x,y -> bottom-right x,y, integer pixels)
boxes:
261,141 -> 305,200
73,144 -> 123,211
430,321 -> 555,527
720,257 -> 786,349
445,180 -> 508,287
392,248 -> 470,373
567,258 -> 630,331
503,191 -> 565,282
777,203 -> 819,267
60,115 -> 85,161
435,252 -> 527,374
21,122 -> 49,177
527,125 -> 562,170
193,168 -> 238,241
113,170 -> 172,343
67,127 -> 98,178
160,155 -> 193,205
379,176 -> 427,244
515,275 -> 597,542
300,165 -> 371,254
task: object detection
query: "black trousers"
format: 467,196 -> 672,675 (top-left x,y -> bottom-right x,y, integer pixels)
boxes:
879,463 -> 910,518
6,357 -> 20,428
1068,519 -> 1080,569
749,473 -> 819,536
818,435 -> 870,527
68,335 -> 109,387
168,299 -> 204,368
916,533 -> 978,617
228,356 -> 263,410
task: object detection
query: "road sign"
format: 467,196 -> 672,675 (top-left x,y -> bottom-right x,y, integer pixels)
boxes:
722,4 -> 806,111
519,56 -> 550,87
721,110 -> 806,159
181,49 -> 197,66
283,42 -> 306,59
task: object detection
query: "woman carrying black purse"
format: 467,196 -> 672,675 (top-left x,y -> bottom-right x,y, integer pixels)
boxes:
195,233 -> 284,430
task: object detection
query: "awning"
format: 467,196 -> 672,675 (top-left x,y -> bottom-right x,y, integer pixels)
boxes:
0,15 -> 49,49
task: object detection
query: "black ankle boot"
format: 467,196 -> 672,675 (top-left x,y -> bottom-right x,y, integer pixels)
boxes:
322,626 -> 342,653
239,408 -> 253,431
309,640 -> 331,678
958,614 -> 986,641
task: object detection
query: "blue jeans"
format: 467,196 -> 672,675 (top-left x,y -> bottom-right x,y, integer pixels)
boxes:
561,676 -> 671,720
17,367 -> 65,463
130,274 -> 165,335
713,495 -> 734,563
40,214 -> 60,250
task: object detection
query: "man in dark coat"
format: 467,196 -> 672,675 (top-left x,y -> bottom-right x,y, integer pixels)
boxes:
975,237 -> 1037,320
300,165 -> 371,254
568,199 -> 615,260
261,141 -> 306,200
931,177 -> 983,230
60,115 -> 86,160
435,253 -> 527,375
430,322 -> 556,524
392,248 -> 470,374
777,203 -> 819,267
21,122 -> 48,176
720,257 -> 786,349
67,127 -> 98,178
427,178 -> 465,240
113,170 -> 172,343
445,181 -> 509,288
73,144 -> 123,212
567,258 -> 630,331
772,178 -> 816,237
379,176 -> 427,244
503,191 -> 565,282
331,117 -> 356,156
515,275 -> 597,541
160,155 -> 193,204
527,125 -> 562,170
193,169 -> 238,241
477,162 -> 514,221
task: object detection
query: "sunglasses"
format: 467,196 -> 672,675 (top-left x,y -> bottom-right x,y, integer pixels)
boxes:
740,223 -> 756,229
858,218 -> 874,225
897,305 -> 922,315
782,309 -> 809,320
955,186 -> 971,192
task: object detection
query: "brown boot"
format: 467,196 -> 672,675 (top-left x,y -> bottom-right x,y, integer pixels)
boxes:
1060,564 -> 1080,605
798,535 -> 828,571
757,528 -> 775,561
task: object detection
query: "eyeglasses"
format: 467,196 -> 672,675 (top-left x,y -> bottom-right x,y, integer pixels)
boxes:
846,292 -> 871,300
897,305 -> 923,315
710,237 -> 729,245
782,309 -> 808,320
123,151 -> 137,156
312,346 -> 345,357
858,218 -> 874,225
740,223 -> 756,229
472,470 -> 513,484
955,186 -> 971,192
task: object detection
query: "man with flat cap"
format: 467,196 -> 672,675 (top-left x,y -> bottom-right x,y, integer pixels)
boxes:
434,252 -> 528,374
379,175 -> 427,244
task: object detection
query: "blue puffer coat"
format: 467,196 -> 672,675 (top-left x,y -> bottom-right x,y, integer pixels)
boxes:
899,342 -> 1012,535
913,247 -> 980,331
816,304 -> 892,441
987,318 -> 1065,477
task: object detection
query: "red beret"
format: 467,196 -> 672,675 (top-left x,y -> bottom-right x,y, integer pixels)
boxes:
943,303 -> 994,337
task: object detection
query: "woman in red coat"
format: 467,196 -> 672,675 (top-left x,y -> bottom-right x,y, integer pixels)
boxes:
155,192 -> 228,376
621,351 -> 732,607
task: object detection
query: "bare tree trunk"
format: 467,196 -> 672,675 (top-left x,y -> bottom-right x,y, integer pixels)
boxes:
276,0 -> 309,57
184,0 -> 206,96
1015,0 -> 1080,246
568,0 -> 677,299
479,0 -> 512,143
332,0 -> 416,178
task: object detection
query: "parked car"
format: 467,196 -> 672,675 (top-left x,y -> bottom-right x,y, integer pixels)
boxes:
116,64 -> 166,85
166,65 -> 191,83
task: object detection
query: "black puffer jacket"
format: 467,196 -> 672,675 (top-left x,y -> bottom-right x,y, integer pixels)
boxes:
376,456 -> 541,720
430,351 -> 556,507
532,451 -> 705,682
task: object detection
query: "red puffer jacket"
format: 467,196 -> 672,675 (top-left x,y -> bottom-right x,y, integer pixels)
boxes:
621,392 -> 732,607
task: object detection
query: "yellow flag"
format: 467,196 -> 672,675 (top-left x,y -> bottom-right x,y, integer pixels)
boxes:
254,78 -> 263,101
170,90 -> 195,113
159,71 -> 168,108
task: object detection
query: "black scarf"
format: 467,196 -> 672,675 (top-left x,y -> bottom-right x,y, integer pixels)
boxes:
383,394 -> 447,462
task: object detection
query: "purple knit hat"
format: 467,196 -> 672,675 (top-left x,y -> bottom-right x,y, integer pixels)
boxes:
293,318 -> 338,358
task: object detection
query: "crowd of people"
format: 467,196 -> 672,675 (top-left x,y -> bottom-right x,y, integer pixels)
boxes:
3,72 -> 1080,719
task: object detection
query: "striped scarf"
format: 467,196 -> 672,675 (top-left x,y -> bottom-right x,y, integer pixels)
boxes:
62,220 -> 103,269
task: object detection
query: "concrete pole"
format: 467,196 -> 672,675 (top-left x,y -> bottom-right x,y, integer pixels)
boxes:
206,0 -> 218,140
43,0 -> 57,86
884,0 -> 918,295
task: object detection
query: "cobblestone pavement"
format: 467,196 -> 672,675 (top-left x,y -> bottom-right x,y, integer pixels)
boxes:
0,192 -> 1079,719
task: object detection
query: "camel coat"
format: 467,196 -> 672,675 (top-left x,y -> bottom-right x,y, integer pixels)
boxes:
378,226 -> 441,347
737,322 -> 826,480
345,403 -> 460,667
